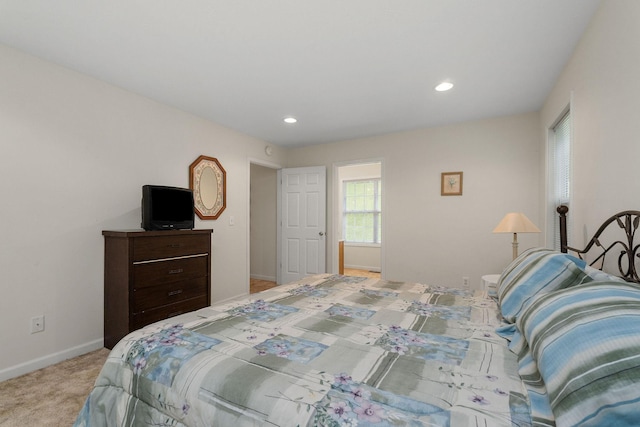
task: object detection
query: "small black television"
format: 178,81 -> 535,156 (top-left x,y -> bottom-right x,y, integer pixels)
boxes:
141,185 -> 195,231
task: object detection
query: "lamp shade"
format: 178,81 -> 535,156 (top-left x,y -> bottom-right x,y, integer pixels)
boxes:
493,213 -> 541,234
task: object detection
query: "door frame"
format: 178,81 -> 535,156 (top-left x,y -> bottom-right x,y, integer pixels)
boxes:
332,158 -> 385,278
247,158 -> 282,293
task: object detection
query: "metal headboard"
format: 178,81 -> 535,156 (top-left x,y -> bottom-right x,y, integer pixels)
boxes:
557,205 -> 640,283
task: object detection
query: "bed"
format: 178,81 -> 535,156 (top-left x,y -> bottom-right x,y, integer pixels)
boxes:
75,207 -> 640,426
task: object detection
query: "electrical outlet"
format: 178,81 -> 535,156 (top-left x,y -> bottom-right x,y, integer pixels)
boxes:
31,315 -> 45,334
462,277 -> 470,288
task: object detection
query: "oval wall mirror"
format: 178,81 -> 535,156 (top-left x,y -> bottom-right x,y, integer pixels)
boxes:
189,155 -> 226,220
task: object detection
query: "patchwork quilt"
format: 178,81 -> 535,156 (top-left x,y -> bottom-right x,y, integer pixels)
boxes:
75,274 -> 532,426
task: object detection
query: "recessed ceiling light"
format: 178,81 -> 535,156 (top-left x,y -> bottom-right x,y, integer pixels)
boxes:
283,117 -> 297,124
435,82 -> 454,92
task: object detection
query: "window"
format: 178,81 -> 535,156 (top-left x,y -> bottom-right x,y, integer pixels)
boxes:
549,110 -> 572,250
343,179 -> 382,244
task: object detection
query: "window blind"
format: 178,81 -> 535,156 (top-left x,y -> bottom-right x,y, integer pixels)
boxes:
551,111 -> 571,250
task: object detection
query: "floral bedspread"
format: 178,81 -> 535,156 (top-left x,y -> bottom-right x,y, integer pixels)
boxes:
75,274 -> 532,426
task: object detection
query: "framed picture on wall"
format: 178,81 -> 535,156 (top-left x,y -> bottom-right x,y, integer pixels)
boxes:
441,171 -> 463,196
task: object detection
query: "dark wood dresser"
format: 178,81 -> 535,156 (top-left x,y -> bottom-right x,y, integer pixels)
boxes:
103,229 -> 213,349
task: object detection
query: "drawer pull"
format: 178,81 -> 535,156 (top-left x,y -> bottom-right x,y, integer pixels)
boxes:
167,311 -> 184,318
168,244 -> 182,248
168,268 -> 184,275
167,289 -> 183,297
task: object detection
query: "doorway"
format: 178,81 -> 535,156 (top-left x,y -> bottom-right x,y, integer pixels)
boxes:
335,160 -> 383,278
249,160 -> 383,292
249,162 -> 278,293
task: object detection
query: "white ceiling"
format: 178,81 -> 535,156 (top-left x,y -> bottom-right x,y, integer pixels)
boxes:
0,0 -> 601,147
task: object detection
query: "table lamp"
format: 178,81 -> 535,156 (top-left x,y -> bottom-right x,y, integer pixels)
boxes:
493,212 -> 541,260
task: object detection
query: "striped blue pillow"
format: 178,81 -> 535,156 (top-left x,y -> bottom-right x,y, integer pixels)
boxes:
583,264 -> 626,283
517,281 -> 640,426
497,248 -> 591,323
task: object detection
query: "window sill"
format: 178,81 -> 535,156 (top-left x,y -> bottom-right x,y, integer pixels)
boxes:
344,242 -> 381,248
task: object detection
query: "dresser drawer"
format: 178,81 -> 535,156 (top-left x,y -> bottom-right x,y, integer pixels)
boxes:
134,255 -> 208,288
131,296 -> 208,330
133,234 -> 210,262
133,277 -> 207,312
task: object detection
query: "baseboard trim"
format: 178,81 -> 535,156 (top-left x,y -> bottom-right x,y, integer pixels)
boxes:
0,339 -> 104,382
345,264 -> 381,273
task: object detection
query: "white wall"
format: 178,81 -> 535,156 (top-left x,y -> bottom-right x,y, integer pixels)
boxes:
540,0 -> 640,248
287,112 -> 542,288
0,44 -> 285,380
343,246 -> 381,272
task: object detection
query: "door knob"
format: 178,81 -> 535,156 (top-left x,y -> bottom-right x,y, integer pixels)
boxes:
319,232 -> 325,236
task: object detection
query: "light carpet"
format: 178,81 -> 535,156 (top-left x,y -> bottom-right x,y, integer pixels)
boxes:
0,348 -> 110,426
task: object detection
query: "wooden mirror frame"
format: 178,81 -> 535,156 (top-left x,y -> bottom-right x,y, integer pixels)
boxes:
189,155 -> 226,220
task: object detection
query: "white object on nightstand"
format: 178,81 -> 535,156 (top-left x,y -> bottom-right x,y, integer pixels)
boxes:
482,274 -> 500,297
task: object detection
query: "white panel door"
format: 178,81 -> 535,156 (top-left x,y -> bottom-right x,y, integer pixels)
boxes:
278,166 -> 326,284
